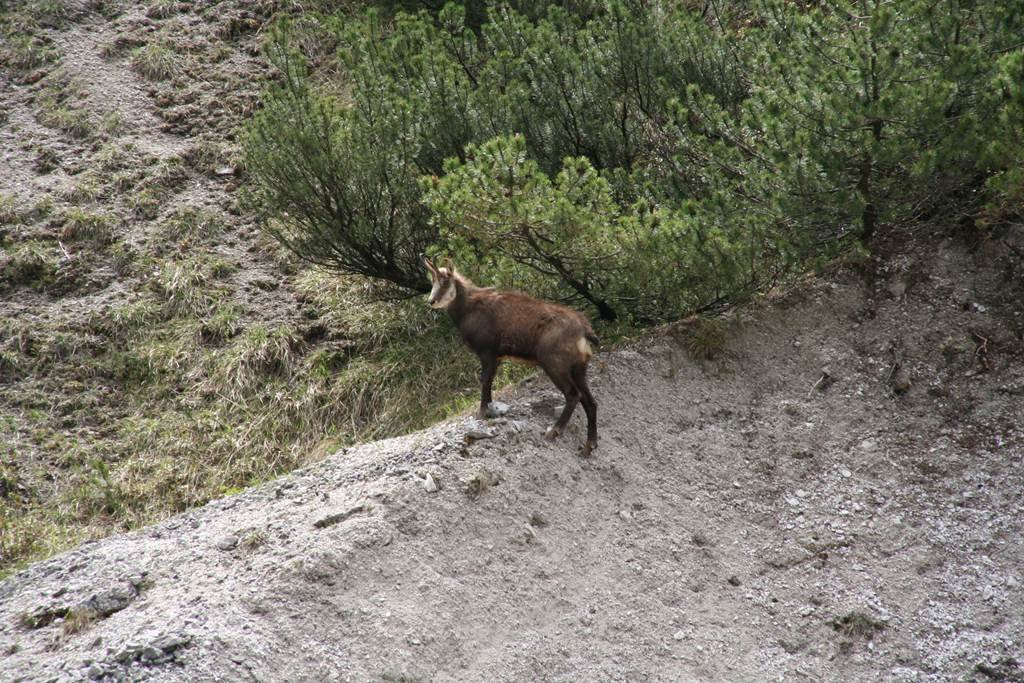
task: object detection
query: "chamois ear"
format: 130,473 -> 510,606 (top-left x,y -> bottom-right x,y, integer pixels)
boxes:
422,254 -> 438,275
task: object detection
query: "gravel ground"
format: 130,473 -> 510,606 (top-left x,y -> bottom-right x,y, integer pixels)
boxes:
2,236 -> 1022,682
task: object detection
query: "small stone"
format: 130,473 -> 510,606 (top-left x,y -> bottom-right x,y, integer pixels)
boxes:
887,280 -> 906,299
727,575 -> 742,587
796,489 -> 808,498
507,420 -> 529,434
422,474 -> 439,493
840,468 -> 852,478
673,630 -> 686,641
87,663 -> 106,679
464,429 -> 497,442
618,509 -> 633,521
215,166 -> 235,176
86,585 -> 137,616
216,536 -> 238,551
140,646 -> 163,662
892,367 -> 912,393
485,401 -> 510,418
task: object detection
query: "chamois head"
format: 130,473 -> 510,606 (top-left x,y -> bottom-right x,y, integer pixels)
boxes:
423,255 -> 459,309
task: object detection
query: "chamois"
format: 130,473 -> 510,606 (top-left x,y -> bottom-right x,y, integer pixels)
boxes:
423,256 -> 599,455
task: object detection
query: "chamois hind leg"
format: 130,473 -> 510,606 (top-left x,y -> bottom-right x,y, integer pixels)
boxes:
572,363 -> 598,456
478,351 -> 498,419
541,363 -> 580,441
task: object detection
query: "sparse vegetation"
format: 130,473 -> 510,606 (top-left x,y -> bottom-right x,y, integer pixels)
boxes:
2,33 -> 57,72
1,241 -> 55,288
128,187 -> 164,220
131,43 -> 178,81
61,608 -> 100,636
831,611 -> 886,641
0,194 -> 21,225
685,319 -> 727,361
60,208 -> 117,244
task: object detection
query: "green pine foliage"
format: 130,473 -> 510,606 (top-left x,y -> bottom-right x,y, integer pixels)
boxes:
245,0 -> 1023,322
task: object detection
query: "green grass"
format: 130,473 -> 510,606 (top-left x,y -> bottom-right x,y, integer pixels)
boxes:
2,33 -> 57,72
0,194 -> 21,225
60,208 -> 117,243
0,241 -> 56,288
60,180 -> 102,205
157,206 -> 226,248
146,0 -> 180,19
832,611 -> 886,640
0,264 -> 503,578
685,317 -> 727,360
128,187 -> 165,220
46,106 -> 94,139
131,43 -> 178,81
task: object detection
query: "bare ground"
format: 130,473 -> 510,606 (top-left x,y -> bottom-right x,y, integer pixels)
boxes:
1,235 -> 1022,682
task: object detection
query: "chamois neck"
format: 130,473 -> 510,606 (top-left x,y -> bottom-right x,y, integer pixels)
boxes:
445,274 -> 480,324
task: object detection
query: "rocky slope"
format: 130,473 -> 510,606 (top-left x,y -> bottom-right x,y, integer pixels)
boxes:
2,236 -> 1022,682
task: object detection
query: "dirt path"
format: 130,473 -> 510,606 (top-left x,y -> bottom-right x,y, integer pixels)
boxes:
2,238 -> 1021,682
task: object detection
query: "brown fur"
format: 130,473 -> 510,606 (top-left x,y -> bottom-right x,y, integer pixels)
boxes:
424,257 -> 599,455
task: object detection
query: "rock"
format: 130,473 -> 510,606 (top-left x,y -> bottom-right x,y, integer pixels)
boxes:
892,367 -> 912,393
464,468 -> 499,499
506,420 -> 529,434
85,585 -> 137,617
485,401 -> 510,418
87,663 -> 106,679
840,468 -> 852,478
313,504 -> 367,529
780,401 -> 800,416
673,630 -> 686,641
422,473 -> 439,493
464,429 -> 497,442
140,646 -> 163,662
887,280 -> 906,299
151,632 -> 189,652
727,575 -> 742,587
215,536 -> 239,551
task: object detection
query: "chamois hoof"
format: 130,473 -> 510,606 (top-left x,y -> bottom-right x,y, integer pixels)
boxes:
579,440 -> 597,457
544,426 -> 561,441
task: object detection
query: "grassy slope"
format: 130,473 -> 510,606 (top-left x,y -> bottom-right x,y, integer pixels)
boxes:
0,0 -> 486,576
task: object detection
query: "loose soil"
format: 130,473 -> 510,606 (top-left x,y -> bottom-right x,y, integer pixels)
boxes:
2,236 -> 1022,682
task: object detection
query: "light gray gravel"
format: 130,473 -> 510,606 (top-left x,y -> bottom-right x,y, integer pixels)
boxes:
1,239 -> 1022,682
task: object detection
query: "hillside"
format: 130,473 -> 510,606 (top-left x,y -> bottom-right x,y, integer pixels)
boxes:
2,234 -> 1022,681
1,0 -> 475,573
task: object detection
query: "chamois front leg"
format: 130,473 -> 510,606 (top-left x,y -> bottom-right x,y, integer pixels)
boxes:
478,351 -> 498,419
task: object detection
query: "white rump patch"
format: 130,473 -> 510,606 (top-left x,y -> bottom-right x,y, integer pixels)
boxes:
576,337 -> 593,358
